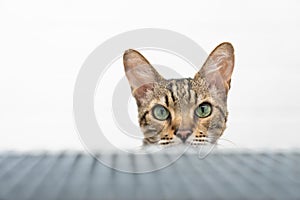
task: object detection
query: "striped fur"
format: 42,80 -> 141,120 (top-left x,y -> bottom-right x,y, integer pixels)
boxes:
123,43 -> 235,147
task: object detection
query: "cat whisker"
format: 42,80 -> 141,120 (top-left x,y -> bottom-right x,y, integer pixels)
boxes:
158,139 -> 175,145
206,136 -> 238,147
187,137 -> 211,146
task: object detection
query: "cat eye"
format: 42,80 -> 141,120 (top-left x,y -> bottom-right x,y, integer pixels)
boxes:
195,102 -> 212,118
152,105 -> 170,121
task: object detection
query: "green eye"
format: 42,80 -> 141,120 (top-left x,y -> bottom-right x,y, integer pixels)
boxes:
152,105 -> 170,120
195,102 -> 212,118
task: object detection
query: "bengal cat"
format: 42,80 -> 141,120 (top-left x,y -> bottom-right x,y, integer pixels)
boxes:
123,43 -> 235,147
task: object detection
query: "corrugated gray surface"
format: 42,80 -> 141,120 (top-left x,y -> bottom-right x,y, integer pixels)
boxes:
0,151 -> 300,200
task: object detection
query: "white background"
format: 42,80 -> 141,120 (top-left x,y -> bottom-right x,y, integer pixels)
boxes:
0,0 -> 300,151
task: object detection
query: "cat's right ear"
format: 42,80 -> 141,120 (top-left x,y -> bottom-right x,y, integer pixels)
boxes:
194,42 -> 234,94
123,49 -> 164,102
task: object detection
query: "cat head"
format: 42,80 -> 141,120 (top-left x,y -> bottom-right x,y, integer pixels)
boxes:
123,43 -> 234,146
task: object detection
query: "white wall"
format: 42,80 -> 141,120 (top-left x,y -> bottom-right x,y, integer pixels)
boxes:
0,0 -> 300,151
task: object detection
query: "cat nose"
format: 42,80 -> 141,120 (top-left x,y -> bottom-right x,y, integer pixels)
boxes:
175,129 -> 192,143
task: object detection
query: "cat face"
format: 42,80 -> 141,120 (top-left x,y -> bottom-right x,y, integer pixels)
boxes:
123,43 -> 234,146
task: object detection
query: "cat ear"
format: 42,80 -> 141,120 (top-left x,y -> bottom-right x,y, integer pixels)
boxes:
194,42 -> 234,93
123,49 -> 164,101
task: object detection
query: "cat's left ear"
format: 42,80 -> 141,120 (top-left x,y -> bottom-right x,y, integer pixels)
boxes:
194,42 -> 234,93
123,49 -> 164,102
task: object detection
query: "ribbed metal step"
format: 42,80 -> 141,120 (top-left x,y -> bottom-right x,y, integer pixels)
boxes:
0,151 -> 299,200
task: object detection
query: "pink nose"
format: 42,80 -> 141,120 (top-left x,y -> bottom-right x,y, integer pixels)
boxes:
175,129 -> 192,143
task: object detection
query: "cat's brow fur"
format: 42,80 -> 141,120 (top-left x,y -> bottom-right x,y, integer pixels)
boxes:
123,43 -> 234,147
